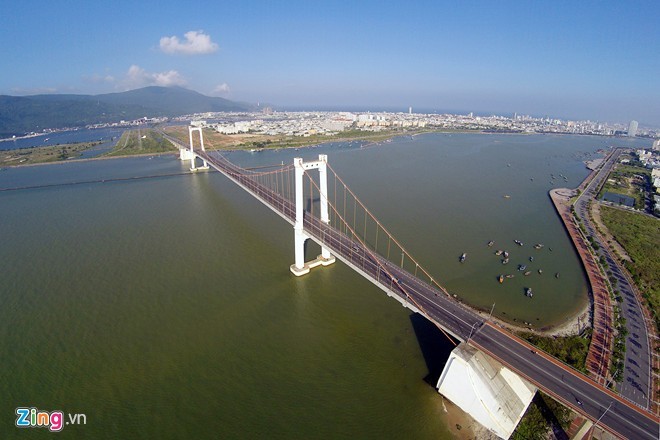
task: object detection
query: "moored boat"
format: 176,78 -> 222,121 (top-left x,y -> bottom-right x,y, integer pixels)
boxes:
495,249 -> 503,256
460,253 -> 466,263
488,241 -> 495,247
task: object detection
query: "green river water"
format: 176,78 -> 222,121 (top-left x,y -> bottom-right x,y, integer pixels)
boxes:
0,132 -> 648,438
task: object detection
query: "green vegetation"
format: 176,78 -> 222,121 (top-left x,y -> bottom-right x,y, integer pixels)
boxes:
598,162 -> 650,209
0,141 -> 101,166
512,392 -> 572,440
600,206 -> 660,331
234,128 -> 429,151
518,332 -> 590,373
106,129 -> 176,156
0,86 -> 252,137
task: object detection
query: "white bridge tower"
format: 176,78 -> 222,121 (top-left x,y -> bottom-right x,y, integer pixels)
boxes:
180,126 -> 209,171
290,155 -> 336,276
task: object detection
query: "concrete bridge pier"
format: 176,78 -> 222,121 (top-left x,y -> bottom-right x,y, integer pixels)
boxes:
290,155 -> 335,276
436,343 -> 537,439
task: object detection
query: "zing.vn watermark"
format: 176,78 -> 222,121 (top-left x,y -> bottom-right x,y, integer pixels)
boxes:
15,407 -> 86,432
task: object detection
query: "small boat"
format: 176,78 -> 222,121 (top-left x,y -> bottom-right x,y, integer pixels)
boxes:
502,258 -> 510,265
498,275 -> 504,284
503,195 -> 511,199
534,243 -> 544,249
506,274 -> 515,278
503,251 -> 509,258
488,241 -> 495,247
529,256 -> 534,262
459,253 -> 466,263
518,265 -> 527,271
524,271 -> 531,276
538,269 -> 543,274
525,287 -> 533,298
495,250 -> 504,256
514,240 -> 524,246
555,272 -> 560,278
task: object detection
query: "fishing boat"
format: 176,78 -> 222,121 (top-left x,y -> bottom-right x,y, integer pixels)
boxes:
524,271 -> 531,276
498,275 -> 504,284
534,243 -> 544,249
488,241 -> 495,247
555,272 -> 560,278
503,251 -> 509,258
502,258 -> 509,265
503,195 -> 511,199
518,264 -> 527,271
529,256 -> 534,262
495,250 -> 504,256
459,253 -> 466,263
506,274 -> 515,278
538,269 -> 543,274
525,287 -> 533,298
514,239 -> 524,246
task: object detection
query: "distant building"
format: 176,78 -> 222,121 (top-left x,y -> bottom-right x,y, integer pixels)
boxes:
602,192 -> 635,207
653,139 -> 660,151
628,120 -> 638,137
409,106 -> 412,114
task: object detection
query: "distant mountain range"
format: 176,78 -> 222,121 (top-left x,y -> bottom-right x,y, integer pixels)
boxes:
0,86 -> 255,138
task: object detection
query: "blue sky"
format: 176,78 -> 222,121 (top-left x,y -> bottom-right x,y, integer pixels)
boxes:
2,0 -> 659,126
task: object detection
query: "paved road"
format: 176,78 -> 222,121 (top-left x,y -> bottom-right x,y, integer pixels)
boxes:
195,150 -> 659,439
573,149 -> 652,408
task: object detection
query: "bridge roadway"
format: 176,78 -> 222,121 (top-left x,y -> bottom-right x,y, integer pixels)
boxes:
195,150 -> 658,439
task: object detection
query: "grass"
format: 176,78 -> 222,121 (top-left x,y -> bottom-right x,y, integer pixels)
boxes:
598,163 -> 650,209
518,332 -> 590,374
512,392 -> 572,440
0,141 -> 101,166
600,205 -> 660,332
106,128 -> 176,156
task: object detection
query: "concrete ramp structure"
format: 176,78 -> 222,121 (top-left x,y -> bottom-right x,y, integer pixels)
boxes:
437,343 -> 537,439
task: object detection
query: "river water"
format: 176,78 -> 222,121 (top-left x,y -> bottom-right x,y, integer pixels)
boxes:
0,132 -> 648,438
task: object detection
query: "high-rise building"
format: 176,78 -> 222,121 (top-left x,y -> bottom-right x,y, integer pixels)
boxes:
409,106 -> 412,114
628,120 -> 638,137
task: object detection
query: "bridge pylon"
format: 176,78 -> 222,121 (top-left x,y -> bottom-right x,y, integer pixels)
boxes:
183,126 -> 209,171
290,155 -> 335,276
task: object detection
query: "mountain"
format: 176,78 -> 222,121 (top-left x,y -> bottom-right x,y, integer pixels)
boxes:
0,86 -> 254,138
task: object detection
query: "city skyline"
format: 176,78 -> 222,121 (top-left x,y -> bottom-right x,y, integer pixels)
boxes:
2,0 -> 659,126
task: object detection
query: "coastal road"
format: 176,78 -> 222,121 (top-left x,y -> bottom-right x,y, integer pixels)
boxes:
193,149 -> 659,439
574,149 -> 652,409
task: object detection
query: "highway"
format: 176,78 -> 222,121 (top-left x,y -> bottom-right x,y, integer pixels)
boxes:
195,149 -> 659,439
573,148 -> 653,408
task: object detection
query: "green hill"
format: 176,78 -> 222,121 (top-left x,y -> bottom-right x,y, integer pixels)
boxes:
0,86 -> 254,138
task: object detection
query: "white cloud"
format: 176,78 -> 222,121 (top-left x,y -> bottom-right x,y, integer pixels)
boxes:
212,83 -> 231,96
160,30 -> 219,55
122,65 -> 187,89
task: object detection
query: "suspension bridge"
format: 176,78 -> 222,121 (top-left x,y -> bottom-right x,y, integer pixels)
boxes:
171,127 -> 657,439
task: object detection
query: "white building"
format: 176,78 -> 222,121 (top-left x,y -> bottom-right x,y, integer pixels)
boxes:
628,120 -> 638,137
